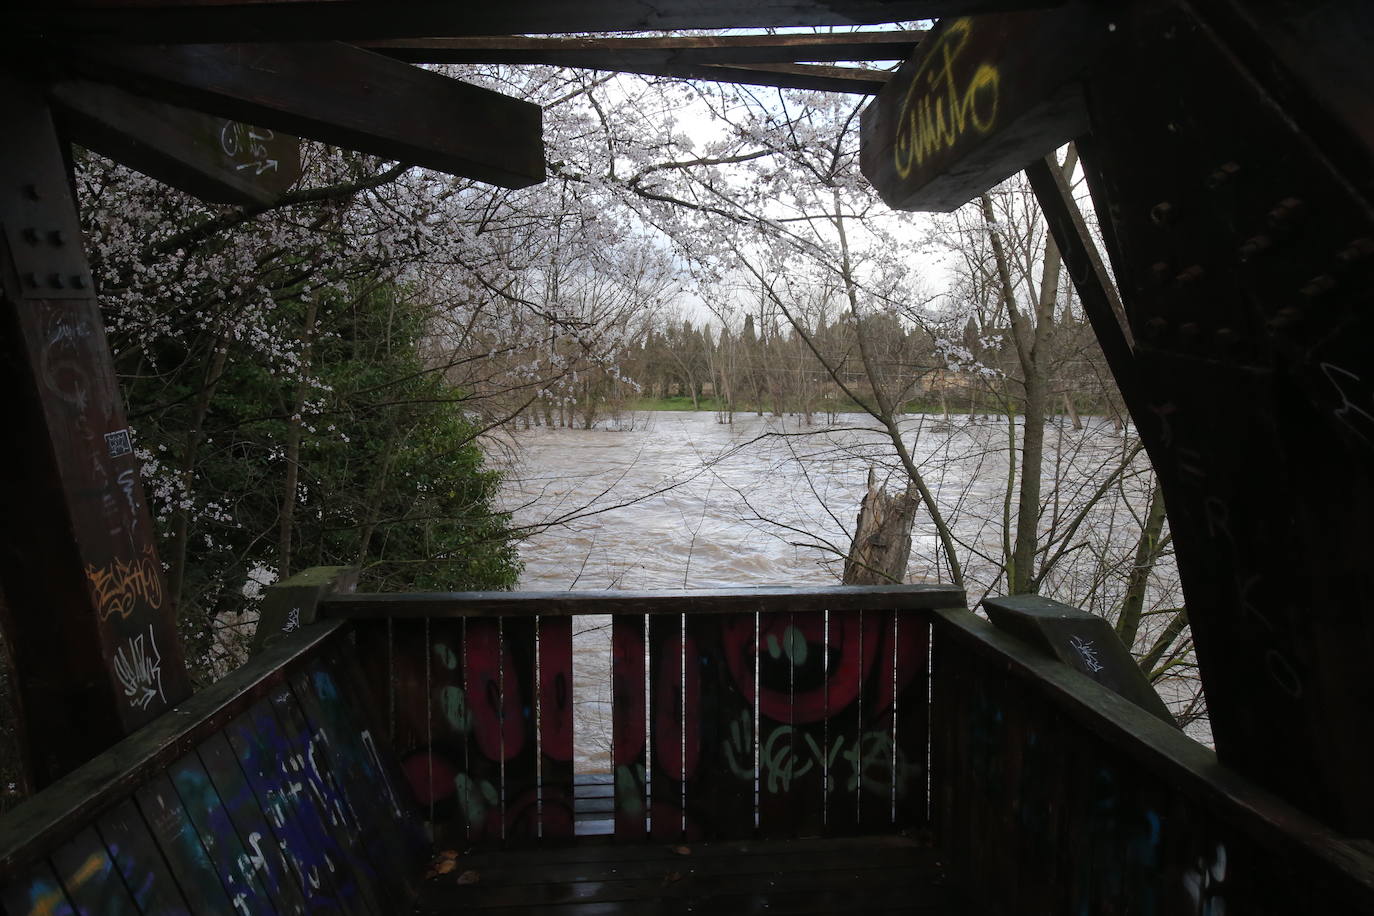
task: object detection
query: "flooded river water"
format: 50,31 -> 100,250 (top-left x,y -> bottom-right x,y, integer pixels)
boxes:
498,410 -> 1190,766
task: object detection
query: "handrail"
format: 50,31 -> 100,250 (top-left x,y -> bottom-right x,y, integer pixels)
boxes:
318,584 -> 966,618
0,619 -> 346,879
931,608 -> 1374,905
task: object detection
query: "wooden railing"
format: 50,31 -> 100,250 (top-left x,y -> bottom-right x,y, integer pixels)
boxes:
0,620 -> 427,914
930,607 -> 1374,914
317,585 -> 964,845
7,578 -> 1374,914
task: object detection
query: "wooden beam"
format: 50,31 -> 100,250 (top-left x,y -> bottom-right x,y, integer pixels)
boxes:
577,61 -> 891,94
68,42 -> 544,188
49,79 -> 301,207
859,8 -> 1111,211
11,1 -> 1058,43
361,31 -> 926,66
0,76 -> 192,785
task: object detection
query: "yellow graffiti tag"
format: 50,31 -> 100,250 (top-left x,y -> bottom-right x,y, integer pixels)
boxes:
85,544 -> 164,621
893,18 -> 1001,179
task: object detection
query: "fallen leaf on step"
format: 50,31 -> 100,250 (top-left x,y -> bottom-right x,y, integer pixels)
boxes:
456,870 -> 481,886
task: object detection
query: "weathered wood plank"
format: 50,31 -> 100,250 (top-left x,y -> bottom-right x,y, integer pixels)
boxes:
49,79 -> 300,207
71,41 -> 543,189
983,594 -> 1175,724
267,688 -> 386,912
685,613 -> 754,840
892,612 -> 929,828
364,31 -> 925,65
647,614 -> 686,842
931,607 -> 1374,908
818,609 -> 862,840
322,585 -> 964,619
501,617 -> 540,842
857,609 -> 896,833
537,617 -> 575,840
859,7 -> 1109,211
611,615 -> 647,842
48,827 -> 140,916
133,774 -> 237,913
95,798 -> 195,916
165,752 -> 279,914
786,610 -> 826,839
461,618 -> 506,842
15,2 -> 1058,43
409,617 -> 466,836
0,622 -> 343,880
755,609 -> 794,838
223,705 -> 351,913
288,655 -> 424,900
195,731 -> 307,915
0,76 -> 190,784
0,860 -> 78,916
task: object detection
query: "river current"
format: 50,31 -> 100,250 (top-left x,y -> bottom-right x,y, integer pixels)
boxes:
498,410 -> 1193,766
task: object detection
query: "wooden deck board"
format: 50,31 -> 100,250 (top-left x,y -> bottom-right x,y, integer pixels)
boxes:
413,835 -> 967,914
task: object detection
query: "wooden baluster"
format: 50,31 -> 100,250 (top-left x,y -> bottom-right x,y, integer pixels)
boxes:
685,611 -> 754,840
537,615 -> 575,839
756,607 -> 795,837
648,612 -> 686,841
611,614 -> 647,841
502,616 -> 540,842
789,608 -> 828,838
893,612 -> 931,828
858,607 -> 898,833
462,617 -> 505,842
824,607 -> 881,836
423,616 -> 467,843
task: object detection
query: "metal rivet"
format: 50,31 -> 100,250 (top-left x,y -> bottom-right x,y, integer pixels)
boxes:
1238,235 -> 1271,262
48,273 -> 65,289
1144,317 -> 1169,339
71,274 -> 87,289
48,230 -> 66,246
1176,265 -> 1206,284
22,184 -> 40,201
1149,262 -> 1171,285
1267,197 -> 1304,227
1214,327 -> 1237,346
1269,306 -> 1303,330
22,227 -> 40,245
1179,322 -> 1200,340
1149,202 -> 1175,226
1299,274 -> 1336,298
22,272 -> 39,288
1205,162 -> 1241,189
1336,238 -> 1374,264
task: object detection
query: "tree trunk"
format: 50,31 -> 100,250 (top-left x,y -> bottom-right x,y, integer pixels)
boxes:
1063,390 -> 1082,430
169,339 -> 229,611
278,297 -> 320,579
1116,483 -> 1170,649
843,468 -> 921,585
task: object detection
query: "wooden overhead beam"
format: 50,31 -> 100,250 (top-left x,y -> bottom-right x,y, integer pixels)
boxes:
10,1 -> 1060,43
67,41 -> 544,188
532,61 -> 889,94
49,80 -> 302,207
361,31 -> 926,66
859,8 -> 1111,211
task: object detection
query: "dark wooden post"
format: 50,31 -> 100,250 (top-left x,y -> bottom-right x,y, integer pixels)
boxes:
0,76 -> 191,786
250,566 -> 359,655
